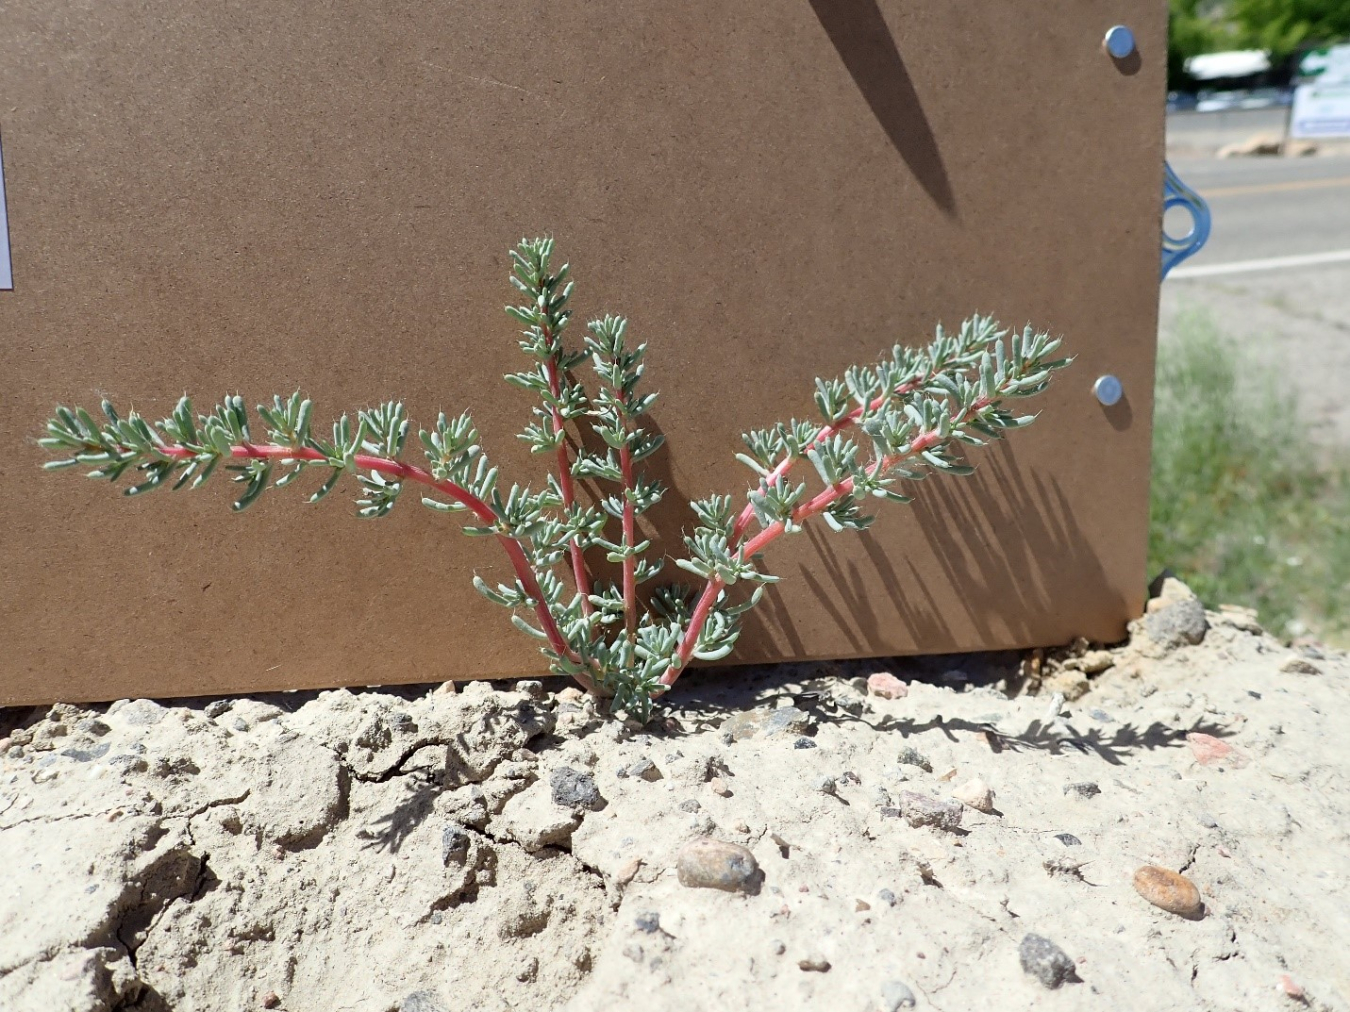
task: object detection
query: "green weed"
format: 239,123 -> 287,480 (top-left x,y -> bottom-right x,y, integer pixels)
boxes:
1150,311 -> 1350,644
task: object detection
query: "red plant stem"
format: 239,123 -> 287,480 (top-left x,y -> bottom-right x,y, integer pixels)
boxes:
619,442 -> 637,641
666,395 -> 994,684
542,357 -> 594,617
156,441 -> 599,694
728,375 -> 928,546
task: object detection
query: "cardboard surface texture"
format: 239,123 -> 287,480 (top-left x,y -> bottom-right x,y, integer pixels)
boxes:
0,2 -> 1164,706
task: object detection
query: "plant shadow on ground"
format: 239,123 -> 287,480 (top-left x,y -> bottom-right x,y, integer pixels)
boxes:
653,655 -> 1233,769
358,777 -> 438,855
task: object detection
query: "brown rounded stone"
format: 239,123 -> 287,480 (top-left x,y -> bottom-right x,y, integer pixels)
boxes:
676,838 -> 760,892
1133,865 -> 1203,918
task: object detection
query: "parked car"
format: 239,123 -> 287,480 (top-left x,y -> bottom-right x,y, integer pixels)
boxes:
1194,87 -> 1292,112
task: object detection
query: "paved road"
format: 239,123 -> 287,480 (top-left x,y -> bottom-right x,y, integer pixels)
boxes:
1166,155 -> 1350,267
1161,151 -> 1350,447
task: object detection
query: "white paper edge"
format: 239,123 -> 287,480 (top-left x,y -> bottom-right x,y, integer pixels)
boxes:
0,133 -> 11,290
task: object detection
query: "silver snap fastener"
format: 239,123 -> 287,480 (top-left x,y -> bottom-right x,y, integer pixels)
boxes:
1104,25 -> 1136,59
1094,375 -> 1124,407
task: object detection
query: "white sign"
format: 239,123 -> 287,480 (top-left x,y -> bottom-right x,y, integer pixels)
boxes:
1300,45 -> 1350,84
1291,82 -> 1350,139
0,135 -> 11,290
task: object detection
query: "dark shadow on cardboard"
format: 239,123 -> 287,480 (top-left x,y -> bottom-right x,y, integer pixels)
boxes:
740,440 -> 1124,654
808,0 -> 957,216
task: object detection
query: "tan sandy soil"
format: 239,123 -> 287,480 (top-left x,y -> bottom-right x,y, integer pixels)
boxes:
2,580 -> 1346,1012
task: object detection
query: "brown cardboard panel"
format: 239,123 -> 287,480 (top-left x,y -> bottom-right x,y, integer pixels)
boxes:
0,1 -> 1164,706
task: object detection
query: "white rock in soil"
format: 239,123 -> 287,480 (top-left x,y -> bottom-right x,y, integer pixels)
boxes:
950,778 -> 996,814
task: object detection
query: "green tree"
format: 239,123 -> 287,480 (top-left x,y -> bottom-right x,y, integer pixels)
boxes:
1230,0 -> 1350,59
1169,0 -> 1237,91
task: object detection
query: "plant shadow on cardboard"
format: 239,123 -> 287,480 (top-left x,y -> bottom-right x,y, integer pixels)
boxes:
738,439 -> 1124,657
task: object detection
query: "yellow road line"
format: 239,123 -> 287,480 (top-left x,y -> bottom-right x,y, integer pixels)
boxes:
1201,176 -> 1350,198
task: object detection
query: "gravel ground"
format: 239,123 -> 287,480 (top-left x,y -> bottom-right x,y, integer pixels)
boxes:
2,579 -> 1347,1012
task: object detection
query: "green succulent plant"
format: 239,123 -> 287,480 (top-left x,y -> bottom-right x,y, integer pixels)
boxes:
39,237 -> 1070,720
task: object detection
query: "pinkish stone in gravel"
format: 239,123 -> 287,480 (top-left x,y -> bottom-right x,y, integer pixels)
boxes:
867,673 -> 908,699
1186,732 -> 1248,768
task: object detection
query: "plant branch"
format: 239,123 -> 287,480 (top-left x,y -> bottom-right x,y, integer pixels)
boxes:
619,439 -> 638,640
151,440 -> 597,692
542,354 -> 595,617
667,395 -> 994,682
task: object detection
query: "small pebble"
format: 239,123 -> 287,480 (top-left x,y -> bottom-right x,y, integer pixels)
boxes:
792,737 -> 817,750
1078,650 -> 1116,674
1143,597 -> 1208,649
260,993 -> 281,1009
1054,833 -> 1082,847
895,791 -> 963,832
514,956 -> 538,982
866,672 -> 909,699
627,758 -> 663,782
720,706 -> 812,742
120,700 -> 166,726
798,953 -> 831,972
897,746 -> 932,772
709,777 -> 731,797
1133,865 -> 1203,919
1279,657 -> 1321,676
515,679 -> 546,699
770,939 -> 786,955
400,991 -> 447,1012
61,743 -> 110,763
634,911 -> 661,934
75,719 -> 111,737
732,821 -> 751,834
813,775 -> 837,795
1196,812 -> 1219,829
232,717 -> 250,732
441,826 -> 470,866
854,899 -> 870,912
1019,933 -> 1077,989
616,857 -> 643,886
950,777 -> 995,813
1186,732 -> 1247,768
1279,974 -> 1306,999
678,799 -> 701,813
1063,781 -> 1100,799
877,888 -> 897,907
881,980 -> 917,1010
676,839 -> 760,892
551,767 -> 605,811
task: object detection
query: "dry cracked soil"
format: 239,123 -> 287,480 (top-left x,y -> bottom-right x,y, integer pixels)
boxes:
2,580 -> 1347,1012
